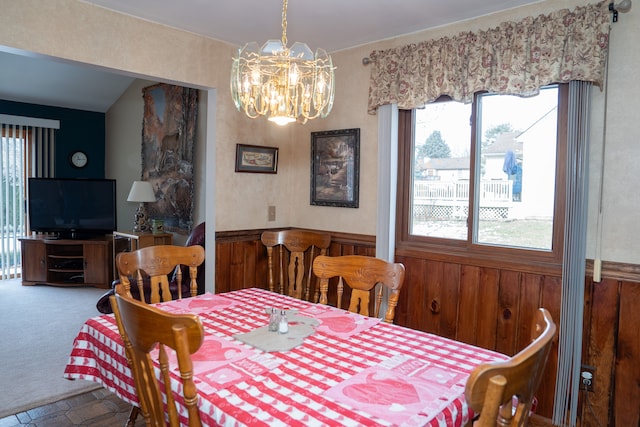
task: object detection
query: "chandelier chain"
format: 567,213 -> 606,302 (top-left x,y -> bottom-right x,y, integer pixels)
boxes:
281,0 -> 288,47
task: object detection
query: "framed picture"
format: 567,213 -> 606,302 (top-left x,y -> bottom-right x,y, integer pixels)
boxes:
235,144 -> 279,173
310,128 -> 360,208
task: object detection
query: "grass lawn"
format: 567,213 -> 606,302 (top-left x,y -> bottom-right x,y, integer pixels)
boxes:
412,219 -> 553,250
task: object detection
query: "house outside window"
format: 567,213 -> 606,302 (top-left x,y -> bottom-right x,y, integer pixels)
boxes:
398,85 -> 565,262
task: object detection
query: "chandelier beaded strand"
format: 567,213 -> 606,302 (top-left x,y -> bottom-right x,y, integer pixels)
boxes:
230,0 -> 335,125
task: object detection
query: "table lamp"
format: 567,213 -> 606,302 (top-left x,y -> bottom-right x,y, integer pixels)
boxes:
127,181 -> 156,232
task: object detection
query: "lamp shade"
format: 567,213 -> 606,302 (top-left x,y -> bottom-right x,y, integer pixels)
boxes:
127,181 -> 156,203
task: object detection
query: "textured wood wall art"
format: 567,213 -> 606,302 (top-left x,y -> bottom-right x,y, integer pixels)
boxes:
141,83 -> 198,234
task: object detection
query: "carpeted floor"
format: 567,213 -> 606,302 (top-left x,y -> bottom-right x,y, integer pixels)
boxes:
0,278 -> 108,418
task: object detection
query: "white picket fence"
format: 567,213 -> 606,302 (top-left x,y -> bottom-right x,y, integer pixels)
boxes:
413,180 -> 514,220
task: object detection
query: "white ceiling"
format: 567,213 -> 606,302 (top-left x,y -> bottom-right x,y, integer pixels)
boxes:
0,0 -> 542,112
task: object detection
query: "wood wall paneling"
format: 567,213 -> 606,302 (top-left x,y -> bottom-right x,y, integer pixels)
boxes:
458,265 -> 481,345
613,281 -> 640,426
440,262 -> 461,339
583,277 -> 618,427
531,274 -> 561,417
214,240 -> 231,294
397,256 -> 427,331
425,259 -> 444,335
477,267 -> 501,350
496,270 -> 521,356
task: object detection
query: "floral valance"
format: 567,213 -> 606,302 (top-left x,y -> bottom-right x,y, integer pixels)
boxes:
367,1 -> 610,114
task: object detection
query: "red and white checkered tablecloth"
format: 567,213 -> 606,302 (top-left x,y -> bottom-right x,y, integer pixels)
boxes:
64,288 -> 506,427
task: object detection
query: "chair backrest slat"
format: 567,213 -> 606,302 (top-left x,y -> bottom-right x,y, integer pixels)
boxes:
312,255 -> 405,323
115,245 -> 205,304
261,229 -> 331,301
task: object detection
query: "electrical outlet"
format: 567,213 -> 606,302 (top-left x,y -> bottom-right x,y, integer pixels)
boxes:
268,205 -> 276,222
580,365 -> 595,392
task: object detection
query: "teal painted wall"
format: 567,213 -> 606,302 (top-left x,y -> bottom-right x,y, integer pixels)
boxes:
0,100 -> 105,178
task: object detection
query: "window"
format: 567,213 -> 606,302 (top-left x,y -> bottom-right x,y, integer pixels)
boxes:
397,85 -> 566,266
1,126 -> 27,279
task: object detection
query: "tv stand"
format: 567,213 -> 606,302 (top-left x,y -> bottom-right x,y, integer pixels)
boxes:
52,231 -> 104,240
19,235 -> 113,289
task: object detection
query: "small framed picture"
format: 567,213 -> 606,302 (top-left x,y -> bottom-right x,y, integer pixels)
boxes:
310,128 -> 360,208
235,144 -> 279,173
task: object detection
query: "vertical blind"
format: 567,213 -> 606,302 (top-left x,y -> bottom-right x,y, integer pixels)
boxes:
552,80 -> 592,427
0,115 -> 58,280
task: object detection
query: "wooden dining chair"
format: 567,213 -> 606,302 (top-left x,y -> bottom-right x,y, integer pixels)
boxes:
464,308 -> 557,427
114,245 -> 205,426
110,293 -> 204,427
312,255 -> 406,323
115,244 -> 205,304
261,229 -> 331,301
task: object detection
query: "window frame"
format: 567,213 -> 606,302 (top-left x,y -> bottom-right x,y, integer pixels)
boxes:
395,85 -> 568,273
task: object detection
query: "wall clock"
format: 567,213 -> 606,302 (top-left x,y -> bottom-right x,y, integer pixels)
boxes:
69,151 -> 88,168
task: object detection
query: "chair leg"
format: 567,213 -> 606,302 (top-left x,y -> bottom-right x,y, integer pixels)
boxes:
125,405 -> 139,427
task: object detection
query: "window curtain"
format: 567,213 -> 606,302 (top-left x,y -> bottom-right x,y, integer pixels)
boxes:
367,1 -> 610,114
0,115 -> 58,279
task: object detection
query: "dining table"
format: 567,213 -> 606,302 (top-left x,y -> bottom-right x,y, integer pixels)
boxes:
64,287 -> 507,426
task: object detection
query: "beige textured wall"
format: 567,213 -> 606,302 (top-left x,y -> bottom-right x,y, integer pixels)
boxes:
213,112 -> 293,231
1,0 -> 638,264
104,79 -> 155,235
591,10 -> 640,264
0,0 -> 224,88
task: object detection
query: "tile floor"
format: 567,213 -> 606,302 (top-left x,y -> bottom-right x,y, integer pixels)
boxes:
0,389 -> 145,427
0,388 -> 554,427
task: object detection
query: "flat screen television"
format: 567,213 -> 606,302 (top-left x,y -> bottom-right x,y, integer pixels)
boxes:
28,178 -> 117,239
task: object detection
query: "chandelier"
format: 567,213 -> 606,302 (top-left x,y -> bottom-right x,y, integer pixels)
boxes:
230,0 -> 335,126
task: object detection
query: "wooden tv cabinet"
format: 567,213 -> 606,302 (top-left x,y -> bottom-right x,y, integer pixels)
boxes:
19,235 -> 113,289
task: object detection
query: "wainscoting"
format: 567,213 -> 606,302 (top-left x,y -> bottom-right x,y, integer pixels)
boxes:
215,228 -> 640,426
214,229 -> 375,295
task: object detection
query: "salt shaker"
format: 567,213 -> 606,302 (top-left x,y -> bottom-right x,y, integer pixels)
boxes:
278,309 -> 289,334
268,307 -> 280,332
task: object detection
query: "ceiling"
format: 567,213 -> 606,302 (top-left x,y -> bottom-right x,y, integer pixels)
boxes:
0,0 -> 542,113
